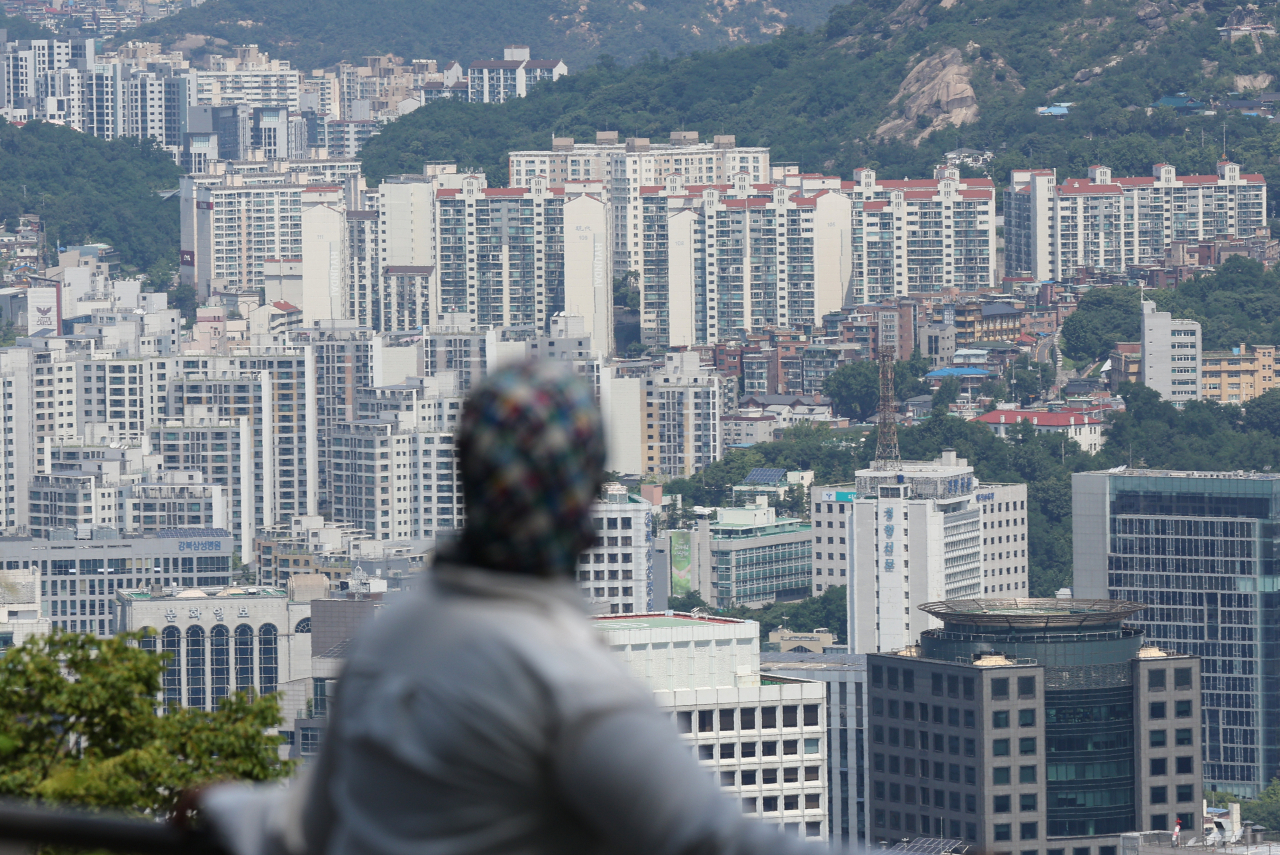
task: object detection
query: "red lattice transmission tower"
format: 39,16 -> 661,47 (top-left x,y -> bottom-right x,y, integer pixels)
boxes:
873,345 -> 901,470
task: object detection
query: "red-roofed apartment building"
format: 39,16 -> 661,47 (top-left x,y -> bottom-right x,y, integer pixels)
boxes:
467,46 -> 567,103
972,408 -> 1105,453
1005,162 -> 1267,281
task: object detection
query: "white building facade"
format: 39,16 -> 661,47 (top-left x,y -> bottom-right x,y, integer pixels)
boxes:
1141,299 -> 1202,404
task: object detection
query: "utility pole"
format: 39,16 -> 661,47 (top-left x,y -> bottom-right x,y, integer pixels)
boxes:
873,346 -> 901,470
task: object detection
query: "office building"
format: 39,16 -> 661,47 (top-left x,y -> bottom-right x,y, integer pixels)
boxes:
865,598 -> 1202,851
116,584 -> 312,709
1073,468 -> 1280,797
596,612 -> 830,841
762,652 -> 868,845
659,497 -> 813,608
810,450 -> 1028,655
1004,163 -> 1268,281
1140,299 -> 1201,404
507,131 -> 770,274
575,482 -> 654,615
0,529 -> 235,636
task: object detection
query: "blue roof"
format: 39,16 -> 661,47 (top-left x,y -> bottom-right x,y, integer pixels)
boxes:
926,367 -> 991,378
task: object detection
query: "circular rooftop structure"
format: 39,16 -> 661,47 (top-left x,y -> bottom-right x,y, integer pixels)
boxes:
919,598 -> 1146,630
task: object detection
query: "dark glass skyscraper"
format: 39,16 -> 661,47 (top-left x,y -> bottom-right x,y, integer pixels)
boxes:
1074,469 -> 1280,798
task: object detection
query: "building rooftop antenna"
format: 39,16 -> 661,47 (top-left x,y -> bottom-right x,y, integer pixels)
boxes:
873,345 -> 901,470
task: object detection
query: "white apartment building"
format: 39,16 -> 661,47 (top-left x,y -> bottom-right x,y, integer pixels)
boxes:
1141,298 -> 1202,404
191,45 -> 301,112
575,483 -> 654,615
179,172 -> 350,296
328,412 -> 463,542
596,612 -> 831,841
0,35 -> 95,121
826,167 -> 996,300
1005,162 -> 1268,280
507,131 -> 770,273
466,46 -> 566,104
636,173 -> 851,347
809,450 -> 1026,655
642,350 -> 722,479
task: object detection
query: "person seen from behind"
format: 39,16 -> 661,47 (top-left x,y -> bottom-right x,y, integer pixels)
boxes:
200,360 -> 830,855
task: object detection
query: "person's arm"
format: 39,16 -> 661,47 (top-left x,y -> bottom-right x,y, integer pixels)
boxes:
553,706 -> 831,855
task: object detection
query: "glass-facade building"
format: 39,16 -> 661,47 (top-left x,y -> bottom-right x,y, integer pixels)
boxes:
866,599 -> 1202,853
1074,470 -> 1280,797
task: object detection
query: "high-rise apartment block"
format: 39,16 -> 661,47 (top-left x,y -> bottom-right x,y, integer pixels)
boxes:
466,45 -> 566,104
641,350 -> 722,478
574,483 -> 655,615
810,451 -> 1027,655
1140,299 -> 1201,404
635,174 -> 850,347
1005,162 -> 1267,281
507,131 -> 770,274
866,599 -> 1202,851
1074,468 -> 1280,797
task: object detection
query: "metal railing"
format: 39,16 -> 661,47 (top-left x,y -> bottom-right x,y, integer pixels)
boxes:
0,799 -> 225,855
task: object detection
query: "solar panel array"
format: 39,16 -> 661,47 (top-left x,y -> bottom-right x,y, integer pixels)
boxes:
888,838 -> 969,855
743,467 -> 787,485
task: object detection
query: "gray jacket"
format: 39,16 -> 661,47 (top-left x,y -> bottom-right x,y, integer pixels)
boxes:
204,563 -> 825,855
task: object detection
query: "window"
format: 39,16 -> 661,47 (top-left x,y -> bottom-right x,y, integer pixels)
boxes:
1175,728 -> 1193,746
965,766 -> 976,785
1149,702 -> 1167,720
300,726 -> 321,755
993,710 -> 1010,728
1176,756 -> 1193,774
1150,815 -> 1169,831
720,771 -> 735,786
1019,766 -> 1037,784
965,794 -> 976,813
964,739 -> 975,757
806,822 -> 821,838
741,707 -> 756,729
933,673 -> 944,696
764,797 -> 779,813
1148,669 -> 1166,691
806,766 -> 820,781
1174,668 -> 1192,689
993,739 -> 1010,756
992,678 -> 1010,700
1150,730 -> 1167,747
1021,823 -> 1039,841
1175,700 -> 1192,718
784,795 -> 799,811
676,711 -> 693,733
210,624 -> 230,710
720,743 -> 735,759
1019,710 -> 1036,727
783,740 -> 798,755
1176,785 -> 1194,803
994,795 -> 1012,813
804,704 -> 819,726
804,738 -> 820,754
762,706 -> 778,729
720,709 -> 735,730
258,624 -> 278,696
995,824 -> 1012,841
783,706 -> 798,727
699,710 -> 715,732
1150,787 -> 1168,805
1017,677 -> 1036,699
743,797 -> 757,813
1150,758 -> 1167,776
964,709 -> 975,728
993,767 -> 1011,785
1020,794 -> 1037,812
698,744 -> 714,760
1019,738 -> 1036,756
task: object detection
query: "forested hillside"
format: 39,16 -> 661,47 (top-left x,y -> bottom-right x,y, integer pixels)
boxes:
120,0 -> 842,70
359,0 -> 1280,202
0,120 -> 181,281
0,11 -> 51,39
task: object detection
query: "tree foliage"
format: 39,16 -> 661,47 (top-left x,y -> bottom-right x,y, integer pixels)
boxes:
718,585 -> 849,644
0,120 -> 181,278
121,0 -> 837,71
1147,256 -> 1280,351
822,357 -> 929,421
0,631 -> 289,815
1059,285 -> 1142,362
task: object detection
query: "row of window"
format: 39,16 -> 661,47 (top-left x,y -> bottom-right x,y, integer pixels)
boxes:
874,756 -> 1038,786
871,698 -> 1037,730
870,666 -> 1037,701
676,705 -> 820,733
691,739 -> 822,759
719,766 -> 821,786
